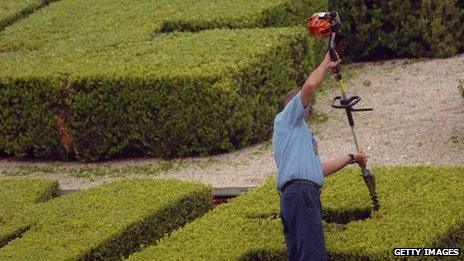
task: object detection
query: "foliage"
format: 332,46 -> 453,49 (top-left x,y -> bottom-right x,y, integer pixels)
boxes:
0,27 -> 324,161
0,179 -> 58,247
0,0 -> 328,161
0,0 -> 325,53
0,179 -> 212,260
128,167 -> 464,260
329,0 -> 464,61
128,177 -> 284,261
0,0 -> 53,32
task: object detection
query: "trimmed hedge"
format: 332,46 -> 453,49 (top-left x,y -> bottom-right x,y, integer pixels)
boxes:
0,0 -> 325,52
128,176 -> 284,261
0,0 -> 56,32
128,167 -> 464,260
324,166 -> 464,259
154,0 -> 327,33
0,179 -> 58,247
0,179 -> 212,259
329,0 -> 464,60
0,27 -> 325,161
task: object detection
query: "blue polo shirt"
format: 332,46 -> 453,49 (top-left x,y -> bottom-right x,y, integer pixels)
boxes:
272,91 -> 324,190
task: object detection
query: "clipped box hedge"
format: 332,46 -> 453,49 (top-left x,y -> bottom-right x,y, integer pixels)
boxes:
128,167 -> 464,260
128,176 -> 284,261
0,0 -> 54,31
0,179 -> 212,260
0,179 -> 58,248
0,27 -> 324,161
329,0 -> 464,60
0,0 -> 325,52
153,0 -> 327,33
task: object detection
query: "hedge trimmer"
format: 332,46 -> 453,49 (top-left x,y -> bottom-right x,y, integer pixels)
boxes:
307,11 -> 380,211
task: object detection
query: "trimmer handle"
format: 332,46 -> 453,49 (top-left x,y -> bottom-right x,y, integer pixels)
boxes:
331,95 -> 361,109
329,48 -> 339,62
329,48 -> 341,74
332,95 -> 373,111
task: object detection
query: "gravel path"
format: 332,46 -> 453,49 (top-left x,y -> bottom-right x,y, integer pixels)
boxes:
1,54 -> 463,190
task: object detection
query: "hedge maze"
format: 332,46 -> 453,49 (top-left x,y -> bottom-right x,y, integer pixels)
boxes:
1,168 -> 463,259
0,179 -> 212,259
0,179 -> 58,248
0,28 -> 324,161
2,0 -> 460,161
0,0 -> 326,161
1,1 -> 463,258
0,0 -> 326,53
0,0 -> 59,32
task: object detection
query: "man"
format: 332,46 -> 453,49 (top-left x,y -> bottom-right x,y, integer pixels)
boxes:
272,52 -> 368,261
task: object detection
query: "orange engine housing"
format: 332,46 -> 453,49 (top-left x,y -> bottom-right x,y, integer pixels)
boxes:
307,13 -> 332,39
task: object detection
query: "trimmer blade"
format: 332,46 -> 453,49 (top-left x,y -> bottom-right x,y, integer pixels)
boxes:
362,168 -> 380,211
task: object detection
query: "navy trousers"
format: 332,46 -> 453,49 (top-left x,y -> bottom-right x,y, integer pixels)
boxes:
280,182 -> 327,261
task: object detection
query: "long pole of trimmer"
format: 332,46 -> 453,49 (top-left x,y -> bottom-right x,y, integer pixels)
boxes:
329,37 -> 379,211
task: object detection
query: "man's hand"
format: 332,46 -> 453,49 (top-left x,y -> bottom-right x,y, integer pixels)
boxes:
323,52 -> 341,73
353,151 -> 368,167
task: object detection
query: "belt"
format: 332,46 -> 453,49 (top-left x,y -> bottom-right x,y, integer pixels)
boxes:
280,179 -> 322,195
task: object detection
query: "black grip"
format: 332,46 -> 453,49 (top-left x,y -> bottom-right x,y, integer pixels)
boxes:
328,48 -> 341,74
352,108 -> 373,112
329,48 -> 338,62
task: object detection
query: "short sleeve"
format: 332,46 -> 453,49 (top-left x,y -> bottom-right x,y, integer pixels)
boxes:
280,91 -> 307,126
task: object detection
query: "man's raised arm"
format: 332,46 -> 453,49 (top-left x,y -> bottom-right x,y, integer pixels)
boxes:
300,52 -> 341,106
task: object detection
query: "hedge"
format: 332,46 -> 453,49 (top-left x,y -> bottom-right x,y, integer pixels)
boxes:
128,167 -> 464,260
0,0 -> 57,32
0,179 -> 58,248
0,179 -> 212,259
128,176 -> 284,261
329,0 -> 464,60
0,0 -> 326,53
0,27 -> 325,161
153,0 -> 327,33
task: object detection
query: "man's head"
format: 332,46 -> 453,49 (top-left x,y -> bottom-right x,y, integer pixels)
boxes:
282,88 -> 311,122
283,89 -> 300,107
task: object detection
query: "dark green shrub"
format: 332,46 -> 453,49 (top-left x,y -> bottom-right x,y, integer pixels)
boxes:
128,167 -> 464,260
329,0 -> 463,61
0,179 -> 212,259
0,179 -> 58,247
0,27 -> 325,161
0,78 -> 65,158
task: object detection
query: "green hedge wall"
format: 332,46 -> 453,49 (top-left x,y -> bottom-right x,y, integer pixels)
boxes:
128,167 -> 464,260
329,0 -> 464,60
0,179 -> 212,260
128,176 -> 284,261
0,179 -> 58,248
0,0 -> 326,53
0,27 -> 324,161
